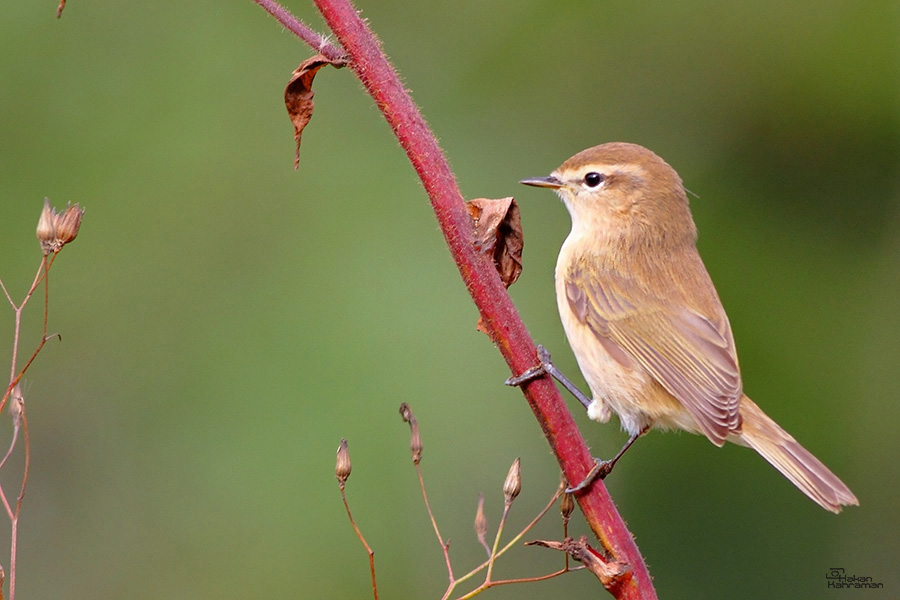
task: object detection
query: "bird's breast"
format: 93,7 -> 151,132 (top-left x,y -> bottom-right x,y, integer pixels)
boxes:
554,238 -> 652,428
553,234 -> 700,436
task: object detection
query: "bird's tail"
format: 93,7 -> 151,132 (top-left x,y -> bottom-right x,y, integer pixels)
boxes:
735,397 -> 858,513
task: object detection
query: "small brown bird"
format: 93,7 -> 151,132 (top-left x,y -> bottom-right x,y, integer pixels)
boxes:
516,142 -> 858,513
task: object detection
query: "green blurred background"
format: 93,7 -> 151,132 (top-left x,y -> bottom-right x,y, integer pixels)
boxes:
1,1 -> 898,598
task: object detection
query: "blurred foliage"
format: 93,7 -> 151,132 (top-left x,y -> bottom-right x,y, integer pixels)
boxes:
0,0 -> 897,598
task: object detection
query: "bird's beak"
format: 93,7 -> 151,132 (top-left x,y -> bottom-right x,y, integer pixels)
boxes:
520,175 -> 563,189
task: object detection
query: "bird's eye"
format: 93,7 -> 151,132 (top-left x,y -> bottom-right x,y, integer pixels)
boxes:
584,172 -> 605,188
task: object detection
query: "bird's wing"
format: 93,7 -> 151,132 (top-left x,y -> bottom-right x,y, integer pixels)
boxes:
566,261 -> 742,445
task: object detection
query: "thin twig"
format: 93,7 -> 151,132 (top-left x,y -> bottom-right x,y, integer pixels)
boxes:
444,485 -> 564,599
415,463 -> 454,583
1,250 -> 59,600
451,487 -> 581,600
456,567 -> 583,600
0,428 -> 17,520
1,255 -> 55,414
339,487 -> 378,600
9,410 -> 29,600
0,279 -> 13,309
485,504 -> 509,583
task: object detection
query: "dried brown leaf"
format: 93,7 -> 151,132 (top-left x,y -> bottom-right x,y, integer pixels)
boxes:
284,54 -> 346,169
474,493 -> 489,555
466,197 -> 524,335
527,536 -> 632,592
57,0 -> 66,18
466,197 -> 523,287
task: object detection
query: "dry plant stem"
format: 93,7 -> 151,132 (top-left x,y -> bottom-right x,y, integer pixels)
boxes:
0,426 -> 19,519
484,504 -> 509,583
260,2 -> 655,598
0,254 -> 55,600
474,567 -> 579,591
414,463 -> 454,583
445,487 -> 570,600
0,255 -> 57,413
8,413 -> 28,600
339,486 -> 378,600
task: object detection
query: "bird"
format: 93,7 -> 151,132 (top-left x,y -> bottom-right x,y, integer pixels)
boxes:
511,142 -> 858,513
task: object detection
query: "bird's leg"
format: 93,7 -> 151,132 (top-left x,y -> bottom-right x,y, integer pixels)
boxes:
565,426 -> 650,494
507,345 -> 648,492
505,345 -> 593,410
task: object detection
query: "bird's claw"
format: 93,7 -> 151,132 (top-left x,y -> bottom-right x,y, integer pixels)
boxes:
505,345 -> 555,387
564,457 -> 613,494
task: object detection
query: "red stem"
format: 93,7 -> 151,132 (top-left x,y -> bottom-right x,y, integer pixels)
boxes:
252,0 -> 346,63
267,1 -> 657,598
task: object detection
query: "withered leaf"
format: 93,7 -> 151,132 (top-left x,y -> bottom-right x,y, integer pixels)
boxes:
466,197 -> 523,288
284,54 -> 346,169
474,493 -> 489,556
466,197 -> 524,336
56,0 -> 66,18
526,536 -> 632,591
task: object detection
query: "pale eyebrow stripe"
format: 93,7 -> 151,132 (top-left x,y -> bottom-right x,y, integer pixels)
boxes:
558,162 -> 648,181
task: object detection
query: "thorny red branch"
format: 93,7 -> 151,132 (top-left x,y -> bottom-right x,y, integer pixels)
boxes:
257,2 -> 657,598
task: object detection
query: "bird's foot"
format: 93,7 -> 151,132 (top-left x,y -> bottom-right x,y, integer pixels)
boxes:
505,345 -> 555,387
565,458 -> 614,494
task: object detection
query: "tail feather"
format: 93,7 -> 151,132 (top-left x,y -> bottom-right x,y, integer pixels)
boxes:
736,397 -> 858,513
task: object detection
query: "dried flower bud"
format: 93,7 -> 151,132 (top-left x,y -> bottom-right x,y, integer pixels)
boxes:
502,457 -> 521,504
9,384 -> 24,429
560,490 -> 575,520
409,423 -> 423,464
335,438 -> 352,487
36,198 -> 85,255
36,198 -> 56,247
474,493 -> 488,543
56,203 -> 84,244
399,402 -> 423,464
